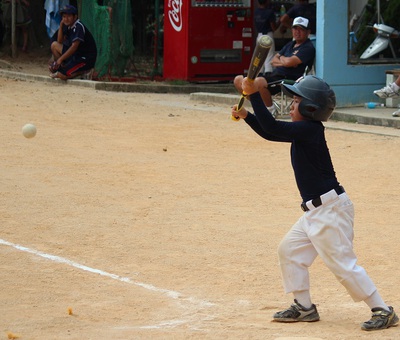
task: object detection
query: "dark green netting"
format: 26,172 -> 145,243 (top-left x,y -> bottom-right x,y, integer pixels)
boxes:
79,0 -> 134,78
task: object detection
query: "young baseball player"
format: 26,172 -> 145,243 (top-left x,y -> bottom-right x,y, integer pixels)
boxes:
231,75 -> 398,331
49,5 -> 97,80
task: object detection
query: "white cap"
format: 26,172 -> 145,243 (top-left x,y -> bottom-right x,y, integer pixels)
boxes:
292,16 -> 310,29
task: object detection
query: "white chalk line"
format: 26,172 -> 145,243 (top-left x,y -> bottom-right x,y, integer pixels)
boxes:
0,238 -> 216,330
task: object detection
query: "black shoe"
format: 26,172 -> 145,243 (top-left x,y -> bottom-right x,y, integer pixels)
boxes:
273,299 -> 320,323
361,306 -> 399,331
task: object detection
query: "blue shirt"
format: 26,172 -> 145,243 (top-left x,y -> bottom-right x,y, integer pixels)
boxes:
254,7 -> 276,35
62,19 -> 97,62
275,39 -> 315,79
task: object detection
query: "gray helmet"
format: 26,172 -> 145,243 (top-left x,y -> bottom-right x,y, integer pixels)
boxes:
282,75 -> 336,121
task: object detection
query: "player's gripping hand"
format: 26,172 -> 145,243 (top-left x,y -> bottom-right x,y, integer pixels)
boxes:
242,77 -> 259,96
231,104 -> 248,120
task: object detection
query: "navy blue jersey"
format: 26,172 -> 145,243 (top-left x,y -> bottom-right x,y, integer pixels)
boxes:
275,39 -> 315,79
244,92 -> 340,202
254,7 -> 276,35
62,19 -> 97,62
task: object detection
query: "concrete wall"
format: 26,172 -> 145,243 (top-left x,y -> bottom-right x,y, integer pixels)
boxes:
317,0 -> 398,107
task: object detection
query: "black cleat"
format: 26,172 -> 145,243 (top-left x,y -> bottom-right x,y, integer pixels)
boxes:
273,299 -> 320,323
361,306 -> 398,331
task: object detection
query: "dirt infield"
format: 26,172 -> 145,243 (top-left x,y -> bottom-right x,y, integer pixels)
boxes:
1,76 -> 399,339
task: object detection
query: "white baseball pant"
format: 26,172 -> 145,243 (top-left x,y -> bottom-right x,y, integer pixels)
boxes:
278,189 -> 377,302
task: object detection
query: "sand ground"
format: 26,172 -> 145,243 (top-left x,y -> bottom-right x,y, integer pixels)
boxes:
1,61 -> 400,340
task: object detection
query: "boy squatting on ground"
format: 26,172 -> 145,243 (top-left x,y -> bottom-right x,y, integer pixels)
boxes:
231,75 -> 398,331
49,5 -> 97,80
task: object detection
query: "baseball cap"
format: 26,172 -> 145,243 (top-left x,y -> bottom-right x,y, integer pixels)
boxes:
292,16 -> 310,30
59,5 -> 78,15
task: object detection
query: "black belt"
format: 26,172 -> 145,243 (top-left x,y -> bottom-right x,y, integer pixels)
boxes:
301,186 -> 345,212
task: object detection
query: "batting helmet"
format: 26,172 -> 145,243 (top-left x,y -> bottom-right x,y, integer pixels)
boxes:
282,75 -> 336,121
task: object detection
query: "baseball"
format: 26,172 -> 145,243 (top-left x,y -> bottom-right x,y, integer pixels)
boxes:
22,123 -> 37,138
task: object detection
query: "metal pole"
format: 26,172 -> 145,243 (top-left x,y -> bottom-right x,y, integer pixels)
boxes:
377,0 -> 380,24
11,0 -> 16,58
151,0 -> 161,78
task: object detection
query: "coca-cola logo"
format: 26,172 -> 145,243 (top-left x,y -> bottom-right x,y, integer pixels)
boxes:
168,0 -> 183,32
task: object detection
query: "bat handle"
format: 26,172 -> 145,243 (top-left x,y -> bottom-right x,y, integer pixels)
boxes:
231,91 -> 247,121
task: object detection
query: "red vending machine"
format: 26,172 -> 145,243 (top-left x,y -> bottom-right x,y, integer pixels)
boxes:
164,0 -> 253,82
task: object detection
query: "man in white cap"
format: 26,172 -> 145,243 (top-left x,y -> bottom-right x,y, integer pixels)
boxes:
280,0 -> 316,42
234,16 -> 315,116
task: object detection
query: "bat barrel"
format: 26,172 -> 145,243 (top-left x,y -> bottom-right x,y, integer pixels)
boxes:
231,35 -> 273,122
247,35 -> 273,80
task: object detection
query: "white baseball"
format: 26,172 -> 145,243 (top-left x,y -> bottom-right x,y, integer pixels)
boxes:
22,123 -> 37,138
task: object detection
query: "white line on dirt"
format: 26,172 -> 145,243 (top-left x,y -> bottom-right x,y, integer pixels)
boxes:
0,238 -> 215,330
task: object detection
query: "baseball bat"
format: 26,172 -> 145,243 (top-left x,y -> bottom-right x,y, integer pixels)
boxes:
232,35 -> 273,121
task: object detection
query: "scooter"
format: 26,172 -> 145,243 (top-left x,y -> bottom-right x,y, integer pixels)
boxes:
360,23 -> 399,59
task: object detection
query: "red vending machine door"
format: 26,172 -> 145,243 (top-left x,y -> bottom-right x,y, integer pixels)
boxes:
187,2 -> 253,81
164,0 -> 253,82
